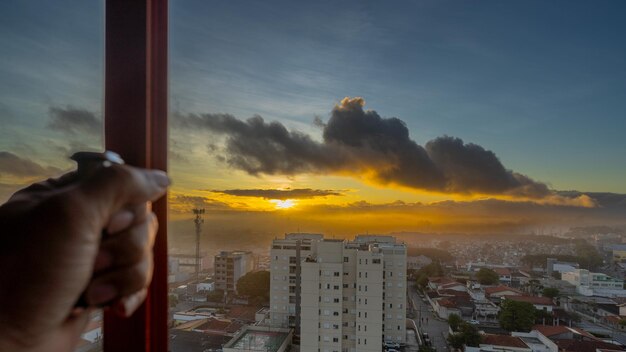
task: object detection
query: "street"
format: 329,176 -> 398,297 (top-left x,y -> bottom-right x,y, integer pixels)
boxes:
409,285 -> 450,352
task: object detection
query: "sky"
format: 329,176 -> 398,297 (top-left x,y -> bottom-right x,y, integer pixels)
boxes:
1,0 -> 625,238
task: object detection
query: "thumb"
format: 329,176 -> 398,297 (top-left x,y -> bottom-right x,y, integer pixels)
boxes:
77,164 -> 169,218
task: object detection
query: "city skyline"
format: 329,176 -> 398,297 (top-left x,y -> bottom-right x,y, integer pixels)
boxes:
1,1 -> 626,235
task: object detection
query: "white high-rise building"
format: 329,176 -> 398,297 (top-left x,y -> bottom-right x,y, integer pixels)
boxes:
270,233 -> 406,352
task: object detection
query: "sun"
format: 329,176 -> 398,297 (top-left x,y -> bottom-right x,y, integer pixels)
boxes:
270,199 -> 296,209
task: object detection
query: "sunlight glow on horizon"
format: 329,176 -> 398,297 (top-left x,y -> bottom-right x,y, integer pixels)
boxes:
270,199 -> 296,209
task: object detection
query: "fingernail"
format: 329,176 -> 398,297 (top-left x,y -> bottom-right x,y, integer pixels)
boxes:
119,295 -> 141,317
88,285 -> 117,306
107,210 -> 135,234
152,170 -> 171,188
94,251 -> 113,271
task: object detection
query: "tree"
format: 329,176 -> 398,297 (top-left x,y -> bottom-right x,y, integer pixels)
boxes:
448,313 -> 462,332
236,270 -> 270,299
415,262 -> 444,288
206,289 -> 225,302
498,299 -> 536,332
447,322 -> 481,349
476,268 -> 499,285
169,294 -> 179,308
542,287 -> 560,299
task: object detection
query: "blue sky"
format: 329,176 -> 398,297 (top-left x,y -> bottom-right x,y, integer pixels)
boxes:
171,0 -> 626,193
1,0 -> 626,196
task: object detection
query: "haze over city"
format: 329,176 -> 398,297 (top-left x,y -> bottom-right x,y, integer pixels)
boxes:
1,0 -> 625,241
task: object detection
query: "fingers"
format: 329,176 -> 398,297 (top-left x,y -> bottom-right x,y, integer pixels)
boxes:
86,212 -> 157,307
86,256 -> 153,306
94,212 -> 157,272
77,164 -> 169,218
113,289 -> 148,317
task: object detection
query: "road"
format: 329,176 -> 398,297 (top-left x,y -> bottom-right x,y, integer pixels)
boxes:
408,285 -> 450,352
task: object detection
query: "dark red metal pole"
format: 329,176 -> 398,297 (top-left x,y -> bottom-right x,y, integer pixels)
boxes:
104,1 -> 168,351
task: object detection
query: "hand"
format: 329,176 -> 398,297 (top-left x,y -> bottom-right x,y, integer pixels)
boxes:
0,164 -> 169,352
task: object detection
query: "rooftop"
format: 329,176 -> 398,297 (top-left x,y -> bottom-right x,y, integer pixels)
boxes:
481,334 -> 529,349
505,295 -> 554,306
485,285 -> 523,296
225,328 -> 290,351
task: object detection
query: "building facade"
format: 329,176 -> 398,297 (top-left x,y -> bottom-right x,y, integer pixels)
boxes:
214,251 -> 254,294
562,269 -> 625,297
270,233 -> 406,352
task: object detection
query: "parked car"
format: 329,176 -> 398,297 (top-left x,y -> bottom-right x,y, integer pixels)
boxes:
384,341 -> 400,349
469,319 -> 480,325
422,332 -> 431,345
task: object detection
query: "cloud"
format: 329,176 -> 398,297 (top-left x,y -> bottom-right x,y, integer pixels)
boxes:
168,194 -> 233,215
176,97 -> 550,198
0,151 -> 62,178
48,106 -> 101,136
212,188 -> 345,200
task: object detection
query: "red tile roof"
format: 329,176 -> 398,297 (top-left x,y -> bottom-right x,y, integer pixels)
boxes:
481,334 -> 529,349
532,324 -> 571,337
493,268 -> 511,276
484,285 -> 523,296
438,289 -> 471,298
437,298 -> 458,308
556,339 -> 623,352
506,295 -> 554,306
532,325 -> 596,339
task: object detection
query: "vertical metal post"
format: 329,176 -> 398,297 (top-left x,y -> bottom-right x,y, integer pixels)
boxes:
193,208 -> 205,285
103,0 -> 168,351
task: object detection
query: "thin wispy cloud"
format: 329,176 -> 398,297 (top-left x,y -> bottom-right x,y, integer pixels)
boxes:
212,188 -> 345,200
48,105 -> 100,136
0,151 -> 61,178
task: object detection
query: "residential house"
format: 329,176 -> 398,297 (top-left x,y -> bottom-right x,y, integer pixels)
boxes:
465,334 -> 531,352
504,296 -> 555,313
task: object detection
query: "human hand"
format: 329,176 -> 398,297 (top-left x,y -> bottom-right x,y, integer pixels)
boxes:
0,164 -> 169,352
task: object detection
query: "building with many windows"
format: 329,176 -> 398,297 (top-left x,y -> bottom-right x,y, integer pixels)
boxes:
562,269 -> 626,297
214,251 -> 254,294
270,233 -> 407,352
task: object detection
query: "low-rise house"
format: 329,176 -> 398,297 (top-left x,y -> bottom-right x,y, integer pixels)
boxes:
474,300 -> 500,319
485,286 -> 524,299
511,330 -> 558,352
532,325 -> 596,341
465,334 -> 531,352
428,277 -> 458,291
434,298 -> 462,319
555,339 -> 624,352
438,281 -> 468,292
494,268 -> 512,284
504,296 -> 555,312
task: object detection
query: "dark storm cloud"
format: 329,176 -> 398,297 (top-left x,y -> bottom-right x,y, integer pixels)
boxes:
169,194 -> 233,214
0,151 -> 61,178
176,97 -> 550,197
212,188 -> 345,200
48,106 -> 100,135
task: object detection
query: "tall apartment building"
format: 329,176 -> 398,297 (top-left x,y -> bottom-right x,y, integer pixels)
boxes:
270,233 -> 406,352
214,251 -> 254,294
